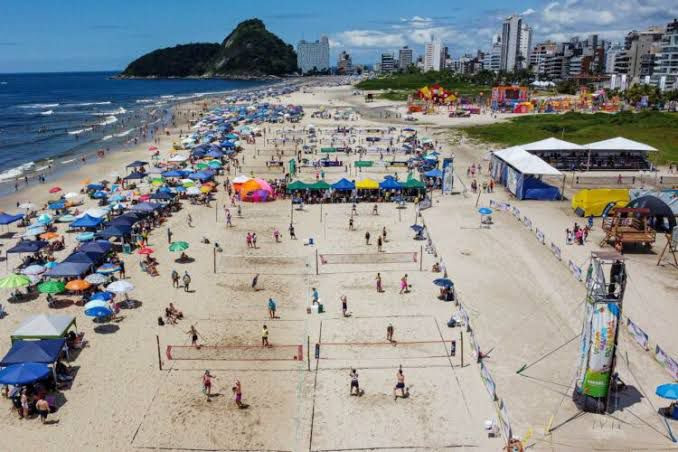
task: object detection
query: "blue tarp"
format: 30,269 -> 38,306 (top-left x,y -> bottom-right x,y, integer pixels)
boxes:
97,224 -> 132,238
45,262 -> 91,277
70,214 -> 103,228
188,171 -> 214,181
518,176 -> 561,201
424,168 -> 443,178
79,240 -> 112,254
331,178 -> 355,191
130,202 -> 162,212
0,212 -> 24,225
63,251 -> 104,265
150,192 -> 174,200
6,240 -> 49,254
123,171 -> 146,180
0,339 -> 66,366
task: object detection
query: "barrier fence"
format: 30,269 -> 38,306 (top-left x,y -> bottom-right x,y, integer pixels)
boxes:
419,215 -> 514,447
489,199 -> 678,382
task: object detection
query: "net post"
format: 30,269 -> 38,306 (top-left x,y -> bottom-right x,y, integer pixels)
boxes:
307,336 -> 311,371
213,247 -> 216,274
420,245 -> 423,271
315,249 -> 319,275
460,331 -> 464,368
156,335 -> 163,371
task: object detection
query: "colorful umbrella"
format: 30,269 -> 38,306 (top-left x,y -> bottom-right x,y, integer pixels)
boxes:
37,213 -> 53,225
84,273 -> 107,285
194,162 -> 209,170
433,278 -> 454,288
21,265 -> 46,276
49,186 -> 62,194
106,280 -> 134,294
96,263 -> 120,275
0,274 -> 32,289
84,299 -> 113,318
656,384 -> 678,400
137,247 -> 154,255
65,279 -> 91,291
478,208 -> 493,215
38,280 -> 65,294
169,241 -> 189,252
40,232 -> 60,240
76,232 -> 95,242
90,291 -> 113,301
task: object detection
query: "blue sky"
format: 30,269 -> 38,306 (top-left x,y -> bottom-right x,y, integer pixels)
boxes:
1,0 -> 676,72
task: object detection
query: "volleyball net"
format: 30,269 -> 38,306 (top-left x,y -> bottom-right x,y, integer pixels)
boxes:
166,344 -> 304,362
315,340 -> 453,361
318,251 -> 418,265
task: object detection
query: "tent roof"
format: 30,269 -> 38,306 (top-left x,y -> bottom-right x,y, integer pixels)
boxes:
586,137 -> 658,152
331,178 -> 355,190
520,137 -> 584,151
6,240 -> 49,254
356,178 -> 379,190
44,261 -> 92,277
70,214 -> 103,228
308,180 -> 330,190
11,314 -> 76,341
1,339 -> 66,366
493,147 -> 563,176
287,180 -> 309,191
0,212 -> 24,225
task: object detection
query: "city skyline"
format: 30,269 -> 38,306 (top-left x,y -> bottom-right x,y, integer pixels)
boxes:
1,0 -> 677,73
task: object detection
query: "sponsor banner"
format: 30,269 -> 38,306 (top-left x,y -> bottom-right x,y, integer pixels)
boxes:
419,197 -> 432,210
569,260 -> 583,281
511,206 -> 521,218
498,399 -> 512,442
535,228 -> 545,244
522,216 -> 532,230
490,200 -> 510,211
655,345 -> 678,381
442,158 -> 454,194
550,242 -> 562,261
479,362 -> 496,400
626,318 -> 649,351
459,305 -> 470,328
469,330 -> 481,359
581,302 -> 620,397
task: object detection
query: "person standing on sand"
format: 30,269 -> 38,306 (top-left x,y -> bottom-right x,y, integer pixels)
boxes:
36,397 -> 50,424
365,231 -> 370,245
252,232 -> 258,248
251,273 -> 259,291
171,269 -> 180,288
376,273 -> 383,293
182,271 -> 191,292
268,298 -> 277,319
377,236 -> 383,252
382,226 -> 387,242
187,325 -> 202,348
187,214 -> 193,228
399,274 -> 409,294
311,287 -> 319,304
340,295 -> 348,317
349,217 -> 354,231
261,325 -> 271,347
386,323 -> 394,342
167,228 -> 172,244
350,369 -> 360,396
233,379 -> 244,408
288,223 -> 296,239
226,209 -> 232,227
394,367 -> 407,400
202,370 -> 215,400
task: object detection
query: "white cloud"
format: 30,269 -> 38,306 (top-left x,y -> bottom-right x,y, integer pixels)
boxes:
328,38 -> 342,48
336,30 -> 406,48
521,8 -> 536,16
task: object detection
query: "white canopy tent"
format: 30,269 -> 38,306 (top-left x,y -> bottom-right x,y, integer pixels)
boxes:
586,137 -> 658,153
493,146 -> 563,176
491,146 -> 565,200
11,314 -> 77,343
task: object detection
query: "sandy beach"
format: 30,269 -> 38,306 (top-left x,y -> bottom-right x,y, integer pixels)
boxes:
0,82 -> 676,452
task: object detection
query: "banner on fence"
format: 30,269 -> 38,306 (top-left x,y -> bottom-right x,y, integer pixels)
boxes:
568,260 -> 583,281
490,200 -> 510,211
522,216 -> 532,230
535,228 -> 545,244
550,242 -> 562,261
498,399 -> 512,442
655,345 -> 678,380
480,362 -> 497,400
459,305 -> 470,328
469,330 -> 481,359
626,318 -> 649,351
511,206 -> 521,218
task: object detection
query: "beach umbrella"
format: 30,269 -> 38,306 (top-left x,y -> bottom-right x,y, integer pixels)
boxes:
478,208 -> 493,215
76,232 -> 95,242
90,291 -> 113,301
656,384 -> 678,400
169,241 -> 189,252
0,274 -> 32,289
49,186 -> 62,194
200,186 -> 211,193
65,279 -> 91,292
148,146 -> 158,151
137,247 -> 154,255
186,186 -> 201,196
433,278 -> 454,288
37,213 -> 53,225
64,192 -> 80,199
39,232 -> 60,241
151,178 -> 164,186
96,263 -> 120,275
21,265 -> 46,276
208,160 -> 222,168
0,363 -> 50,385
37,280 -> 65,294
194,162 -> 209,170
48,201 -> 65,210
106,280 -> 134,294
18,202 -> 35,210
84,273 -> 107,285
182,179 -> 195,188
43,261 -> 58,270
58,214 -> 76,223
410,224 -> 424,232
84,300 -> 113,318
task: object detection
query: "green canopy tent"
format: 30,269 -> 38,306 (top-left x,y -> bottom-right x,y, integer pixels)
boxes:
402,178 -> 426,190
10,314 -> 77,343
308,180 -> 331,190
287,180 -> 310,191
354,160 -> 374,168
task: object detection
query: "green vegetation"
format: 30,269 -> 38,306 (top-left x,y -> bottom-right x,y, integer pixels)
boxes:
357,71 -> 491,98
377,90 -> 410,101
121,19 -> 297,78
464,111 -> 678,163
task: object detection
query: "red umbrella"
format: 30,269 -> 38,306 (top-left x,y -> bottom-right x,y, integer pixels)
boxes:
148,146 -> 158,151
137,247 -> 154,255
138,194 -> 151,201
49,186 -> 62,194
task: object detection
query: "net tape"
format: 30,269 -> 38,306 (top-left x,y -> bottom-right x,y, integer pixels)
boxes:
166,344 -> 304,361
319,252 -> 418,265
317,340 -> 452,360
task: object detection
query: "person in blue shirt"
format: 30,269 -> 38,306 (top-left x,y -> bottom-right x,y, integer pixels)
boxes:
267,298 -> 276,319
311,287 -> 319,304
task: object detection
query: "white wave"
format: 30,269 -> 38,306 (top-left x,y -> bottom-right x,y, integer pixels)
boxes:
102,135 -> 113,141
160,95 -> 175,99
18,103 -> 59,109
40,110 -> 54,115
68,128 -> 93,135
0,162 -> 35,181
63,101 -> 112,107
0,81 -> 7,85
116,128 -> 134,137
35,165 -> 50,172
98,115 -> 118,126
136,98 -> 154,104
61,159 -> 76,164
92,107 -> 127,115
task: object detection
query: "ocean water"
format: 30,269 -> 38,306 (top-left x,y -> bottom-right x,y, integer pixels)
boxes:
0,71 -> 269,186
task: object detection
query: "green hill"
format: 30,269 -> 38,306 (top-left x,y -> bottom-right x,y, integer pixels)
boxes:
120,19 -> 297,78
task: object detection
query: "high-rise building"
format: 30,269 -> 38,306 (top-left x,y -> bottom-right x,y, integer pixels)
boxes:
337,51 -> 353,74
296,36 -> 330,74
487,35 -> 502,72
380,53 -> 395,73
605,43 -> 623,73
518,23 -> 533,69
398,46 -> 413,70
424,39 -> 444,71
530,41 -> 558,74
615,27 -> 663,82
500,15 -> 527,71
652,19 -> 678,91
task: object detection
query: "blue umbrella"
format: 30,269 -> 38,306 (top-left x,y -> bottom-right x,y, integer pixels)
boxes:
0,362 -> 50,385
90,291 -> 114,301
48,201 -> 65,210
76,232 -> 95,242
84,299 -> 113,317
96,263 -> 120,275
433,278 -> 454,288
410,224 -> 424,232
656,383 -> 678,400
478,208 -> 493,215
92,191 -> 107,199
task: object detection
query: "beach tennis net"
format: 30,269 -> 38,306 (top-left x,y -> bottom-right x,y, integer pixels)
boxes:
319,252 -> 418,265
216,254 -> 311,275
166,344 -> 304,361
316,340 -> 452,361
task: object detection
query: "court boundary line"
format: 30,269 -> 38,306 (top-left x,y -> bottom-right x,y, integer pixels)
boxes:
310,444 -> 479,451
308,320 -> 323,452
